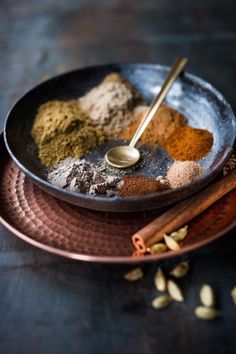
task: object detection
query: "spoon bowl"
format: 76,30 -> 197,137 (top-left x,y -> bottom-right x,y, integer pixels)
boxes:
105,146 -> 140,169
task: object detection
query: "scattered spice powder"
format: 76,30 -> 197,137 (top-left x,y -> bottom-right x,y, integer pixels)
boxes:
31,100 -> 105,167
120,104 -> 187,144
119,175 -> 170,197
167,161 -> 203,188
164,125 -> 213,161
79,73 -> 143,137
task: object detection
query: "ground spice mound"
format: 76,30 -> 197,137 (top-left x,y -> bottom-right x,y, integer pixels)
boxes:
102,73 -> 141,98
32,100 -> 82,144
119,175 -> 170,197
164,125 -> 213,161
31,100 -> 105,167
167,161 -> 203,188
120,104 -> 187,144
79,73 -> 143,137
48,158 -> 122,196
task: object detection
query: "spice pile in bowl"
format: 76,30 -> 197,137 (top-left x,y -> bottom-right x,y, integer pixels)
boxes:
31,72 -> 214,197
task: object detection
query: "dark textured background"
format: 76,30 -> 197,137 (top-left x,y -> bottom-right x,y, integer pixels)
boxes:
0,1 -> 235,353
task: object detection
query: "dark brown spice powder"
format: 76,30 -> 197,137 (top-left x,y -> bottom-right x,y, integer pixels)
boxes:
119,176 -> 170,197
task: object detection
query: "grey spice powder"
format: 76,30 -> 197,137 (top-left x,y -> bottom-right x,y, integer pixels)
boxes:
47,158 -> 123,197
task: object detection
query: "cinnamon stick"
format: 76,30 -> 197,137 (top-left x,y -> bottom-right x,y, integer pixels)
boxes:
132,168 -> 236,253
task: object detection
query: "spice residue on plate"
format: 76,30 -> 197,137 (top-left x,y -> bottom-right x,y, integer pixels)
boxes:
48,158 -> 123,196
167,161 -> 203,188
79,73 -> 144,137
31,100 -> 105,167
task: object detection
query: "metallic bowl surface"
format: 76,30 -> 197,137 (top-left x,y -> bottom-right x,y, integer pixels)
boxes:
4,63 -> 236,212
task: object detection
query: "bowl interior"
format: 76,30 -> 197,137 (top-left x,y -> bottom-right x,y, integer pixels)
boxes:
4,63 -> 236,212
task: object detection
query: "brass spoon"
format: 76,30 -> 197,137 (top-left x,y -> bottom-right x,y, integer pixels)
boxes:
105,57 -> 188,169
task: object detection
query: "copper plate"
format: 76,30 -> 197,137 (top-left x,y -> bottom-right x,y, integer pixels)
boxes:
0,136 -> 236,263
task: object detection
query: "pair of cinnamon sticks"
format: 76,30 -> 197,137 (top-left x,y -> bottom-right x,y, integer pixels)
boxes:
132,168 -> 236,255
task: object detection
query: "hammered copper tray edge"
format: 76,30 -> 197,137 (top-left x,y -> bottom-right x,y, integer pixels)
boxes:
0,135 -> 236,264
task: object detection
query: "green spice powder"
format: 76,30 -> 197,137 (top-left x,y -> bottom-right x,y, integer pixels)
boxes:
31,100 -> 105,167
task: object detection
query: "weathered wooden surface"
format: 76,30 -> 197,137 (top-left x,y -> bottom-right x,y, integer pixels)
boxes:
0,1 -> 235,353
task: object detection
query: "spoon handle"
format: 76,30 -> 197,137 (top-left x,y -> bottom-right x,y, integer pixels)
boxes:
129,57 -> 188,148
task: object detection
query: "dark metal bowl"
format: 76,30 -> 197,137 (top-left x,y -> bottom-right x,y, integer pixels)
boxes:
4,63 -> 236,212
